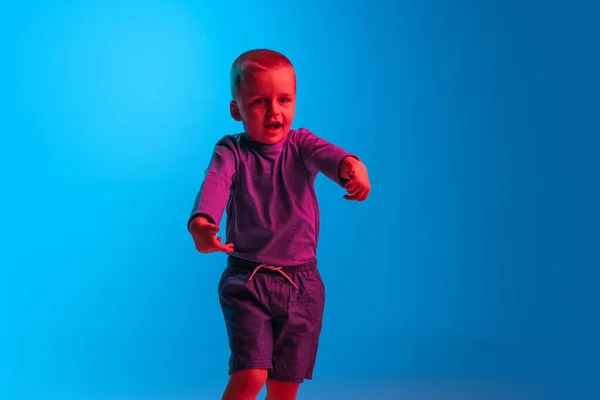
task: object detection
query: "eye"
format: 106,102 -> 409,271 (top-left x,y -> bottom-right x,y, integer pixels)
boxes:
279,97 -> 291,103
251,98 -> 264,105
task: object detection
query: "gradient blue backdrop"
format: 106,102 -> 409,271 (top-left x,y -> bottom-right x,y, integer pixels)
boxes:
2,0 -> 598,399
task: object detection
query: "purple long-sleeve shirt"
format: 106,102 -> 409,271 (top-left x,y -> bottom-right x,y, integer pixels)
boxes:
189,128 -> 357,266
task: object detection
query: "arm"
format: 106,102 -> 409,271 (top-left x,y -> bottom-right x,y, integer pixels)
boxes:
297,128 -> 359,187
187,141 -> 236,231
187,141 -> 236,253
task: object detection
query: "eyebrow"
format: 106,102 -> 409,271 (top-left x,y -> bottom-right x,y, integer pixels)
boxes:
246,92 -> 294,99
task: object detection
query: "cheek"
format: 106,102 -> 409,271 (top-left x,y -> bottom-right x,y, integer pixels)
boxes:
241,108 -> 261,123
285,109 -> 295,122
284,104 -> 295,116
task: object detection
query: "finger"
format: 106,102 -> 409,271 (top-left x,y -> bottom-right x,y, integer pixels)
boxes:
208,224 -> 220,233
356,190 -> 369,201
196,223 -> 220,236
218,243 -> 234,253
199,237 -> 221,253
345,180 -> 359,193
191,222 -> 218,237
346,185 -> 361,196
353,184 -> 370,197
212,236 -> 234,253
344,189 -> 369,201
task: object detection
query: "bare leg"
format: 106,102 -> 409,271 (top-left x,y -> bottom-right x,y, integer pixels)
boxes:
222,369 -> 268,400
265,379 -> 300,400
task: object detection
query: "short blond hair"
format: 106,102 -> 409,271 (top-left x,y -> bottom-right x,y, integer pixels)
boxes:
230,49 -> 295,99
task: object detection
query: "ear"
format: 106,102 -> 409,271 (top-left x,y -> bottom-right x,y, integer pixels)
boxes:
230,100 -> 242,121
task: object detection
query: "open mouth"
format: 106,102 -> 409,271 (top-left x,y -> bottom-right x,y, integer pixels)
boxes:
264,122 -> 282,129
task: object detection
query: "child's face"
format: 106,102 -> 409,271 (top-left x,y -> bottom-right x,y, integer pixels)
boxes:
230,66 -> 296,145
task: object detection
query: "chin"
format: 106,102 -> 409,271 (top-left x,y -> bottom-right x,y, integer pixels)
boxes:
253,131 -> 288,145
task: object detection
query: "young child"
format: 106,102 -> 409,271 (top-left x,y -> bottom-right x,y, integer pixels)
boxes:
188,49 -> 370,400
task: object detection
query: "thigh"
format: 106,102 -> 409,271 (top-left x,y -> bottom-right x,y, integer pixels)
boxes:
270,266 -> 325,383
219,267 -> 274,372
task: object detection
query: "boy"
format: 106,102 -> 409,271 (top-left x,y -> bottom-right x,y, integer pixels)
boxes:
188,49 -> 370,400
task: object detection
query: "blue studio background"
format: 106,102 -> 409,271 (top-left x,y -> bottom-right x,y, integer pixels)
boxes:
1,0 -> 598,399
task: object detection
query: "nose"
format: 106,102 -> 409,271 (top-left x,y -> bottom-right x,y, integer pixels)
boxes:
266,100 -> 280,115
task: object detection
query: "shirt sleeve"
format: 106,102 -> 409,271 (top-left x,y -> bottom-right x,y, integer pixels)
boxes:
188,139 -> 236,229
296,128 -> 359,187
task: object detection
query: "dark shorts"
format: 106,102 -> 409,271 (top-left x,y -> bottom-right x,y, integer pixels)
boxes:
218,256 -> 326,383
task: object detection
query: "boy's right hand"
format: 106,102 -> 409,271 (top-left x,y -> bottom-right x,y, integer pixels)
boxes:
189,216 -> 234,254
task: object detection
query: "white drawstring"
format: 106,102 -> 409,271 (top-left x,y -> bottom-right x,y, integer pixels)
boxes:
249,264 -> 299,289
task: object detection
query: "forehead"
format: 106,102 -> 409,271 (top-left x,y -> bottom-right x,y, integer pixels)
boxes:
239,66 -> 296,94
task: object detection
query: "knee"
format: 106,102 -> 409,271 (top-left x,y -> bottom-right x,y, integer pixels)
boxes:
226,369 -> 268,398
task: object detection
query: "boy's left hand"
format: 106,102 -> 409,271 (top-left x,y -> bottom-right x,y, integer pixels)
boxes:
340,157 -> 371,201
